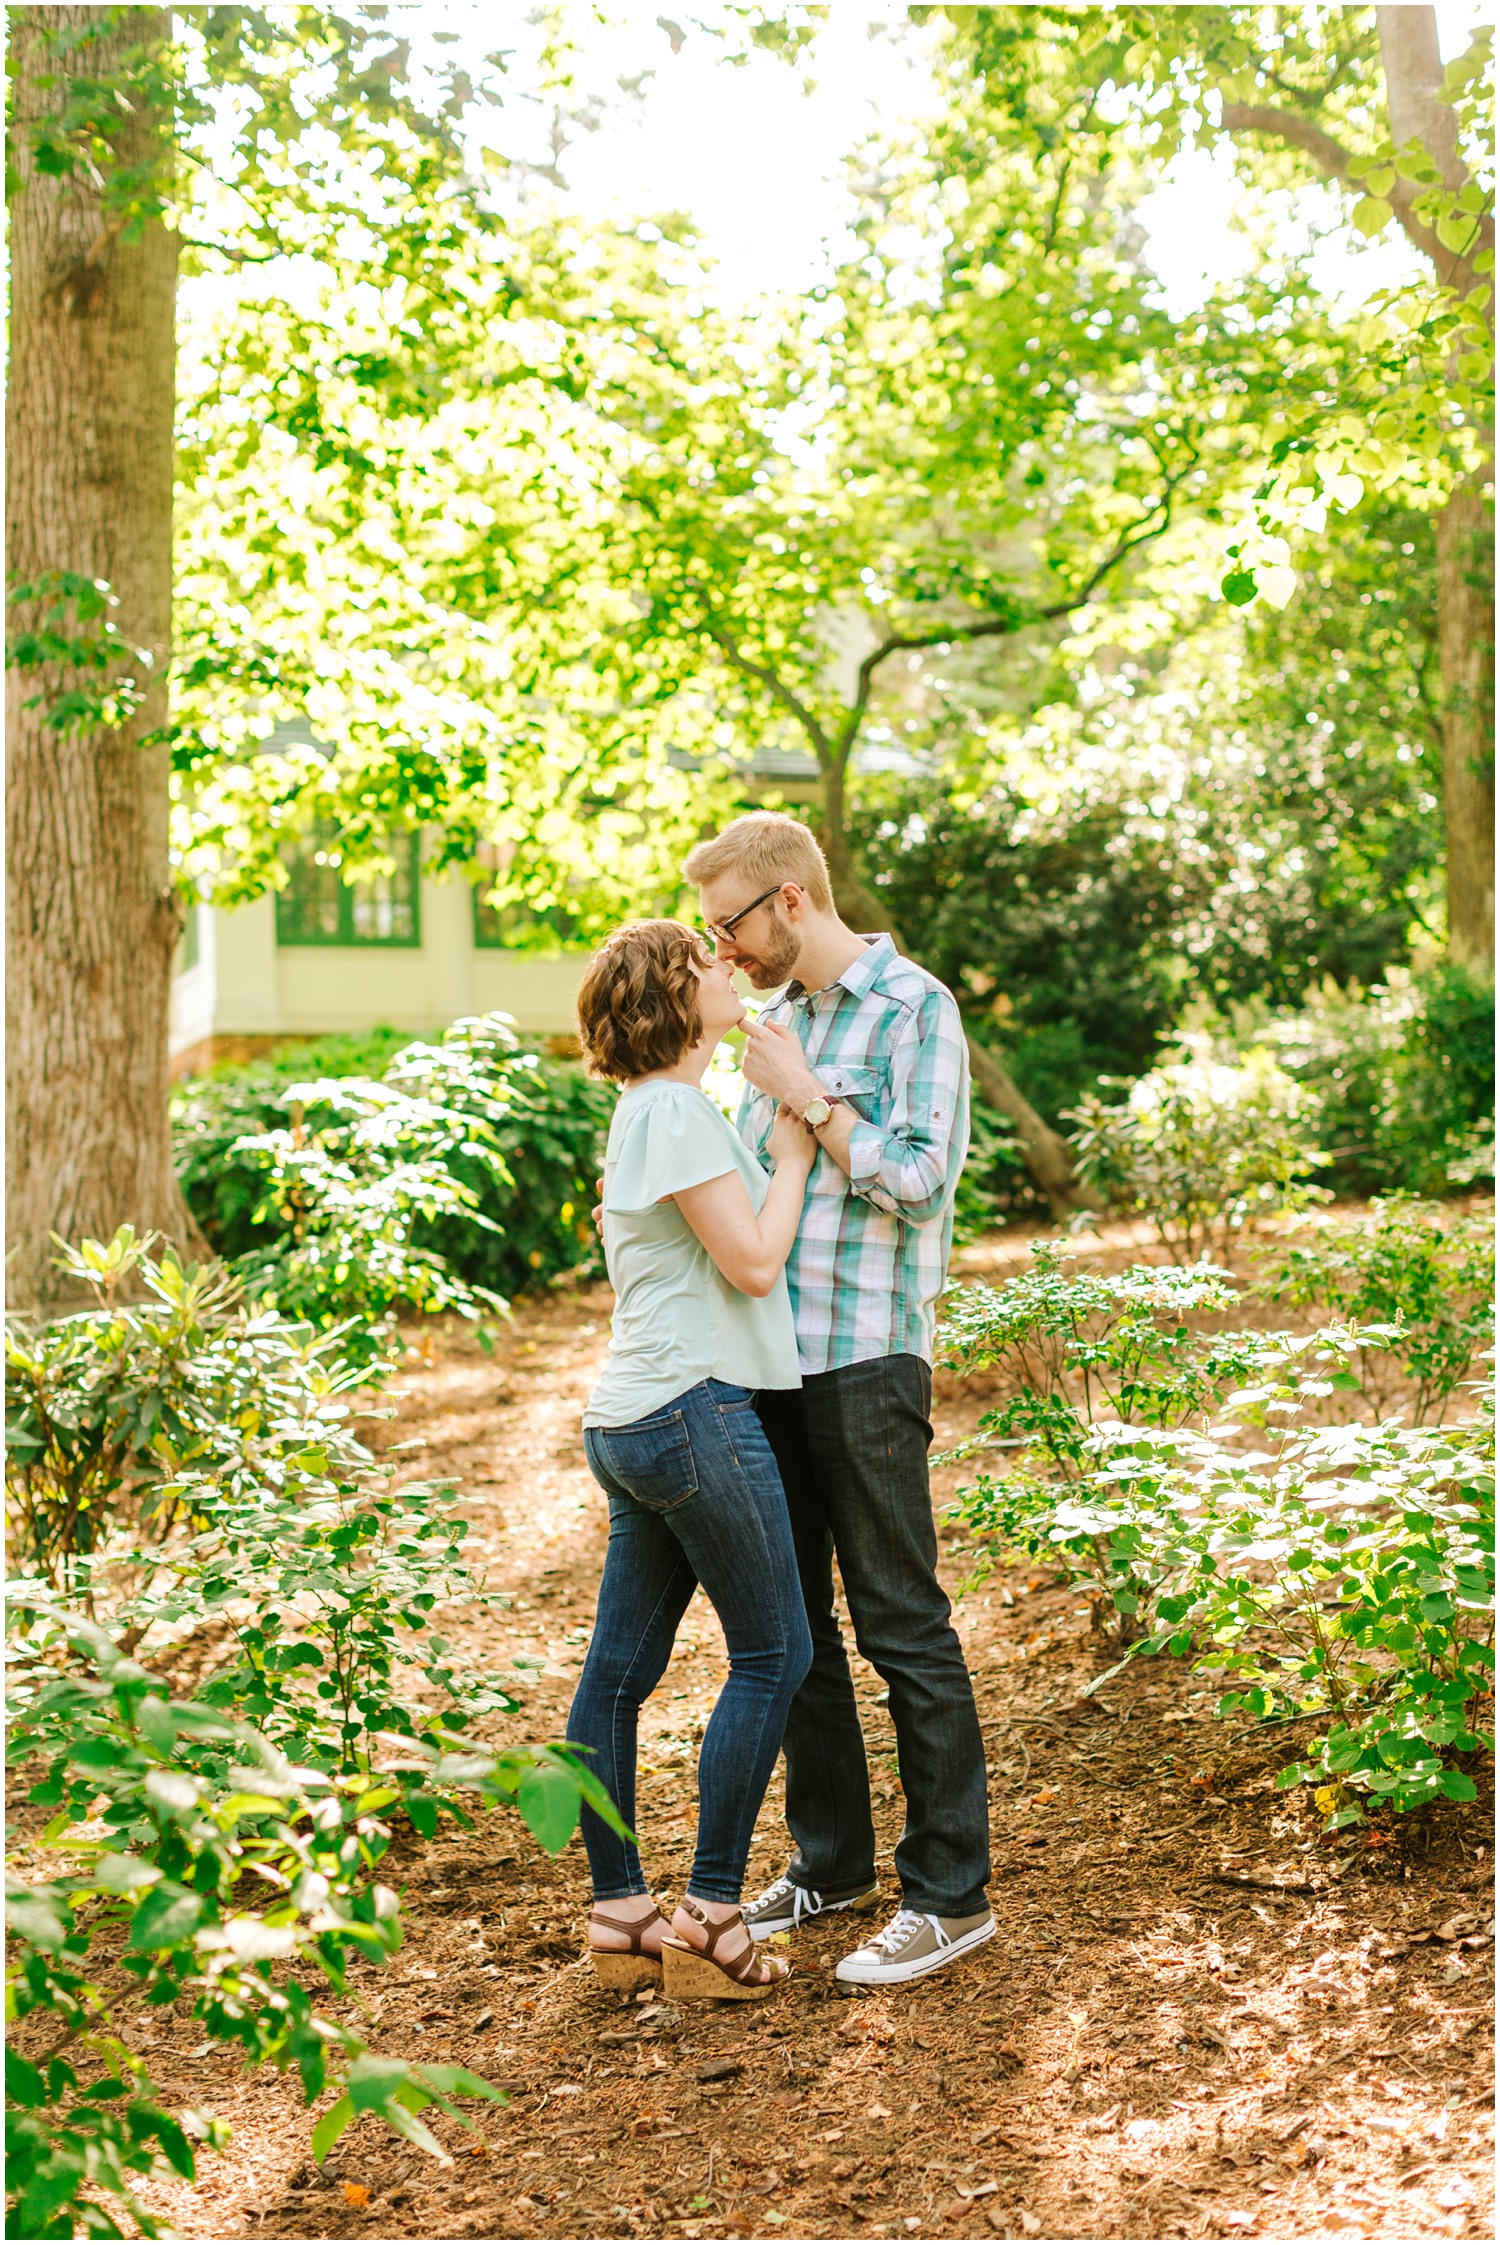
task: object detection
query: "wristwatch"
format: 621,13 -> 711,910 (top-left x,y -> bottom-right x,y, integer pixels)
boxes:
802,1094 -> 839,1129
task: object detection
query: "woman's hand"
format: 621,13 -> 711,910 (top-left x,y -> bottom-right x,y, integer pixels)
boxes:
768,1100 -> 817,1172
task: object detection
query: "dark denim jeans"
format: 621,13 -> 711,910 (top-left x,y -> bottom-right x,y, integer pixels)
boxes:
755,1353 -> 991,1918
568,1379 -> 812,1905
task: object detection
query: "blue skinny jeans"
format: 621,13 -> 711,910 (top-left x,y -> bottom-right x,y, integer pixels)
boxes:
567,1378 -> 812,1906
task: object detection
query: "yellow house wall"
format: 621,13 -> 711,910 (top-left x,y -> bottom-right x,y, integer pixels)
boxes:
170,874 -> 589,1058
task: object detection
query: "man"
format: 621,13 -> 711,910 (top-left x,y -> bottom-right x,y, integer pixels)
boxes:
683,811 -> 992,1988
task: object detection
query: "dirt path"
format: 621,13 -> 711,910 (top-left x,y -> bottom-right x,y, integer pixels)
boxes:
124,1232 -> 1493,2242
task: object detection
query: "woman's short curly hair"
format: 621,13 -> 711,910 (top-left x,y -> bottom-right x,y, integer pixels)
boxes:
575,919 -> 708,1082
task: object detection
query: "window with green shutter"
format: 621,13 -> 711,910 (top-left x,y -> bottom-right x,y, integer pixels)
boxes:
276,826 -> 422,947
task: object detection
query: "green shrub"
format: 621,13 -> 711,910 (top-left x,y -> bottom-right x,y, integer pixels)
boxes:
939,1247 -> 1493,1830
952,1101 -> 1028,1243
4,1604 -> 623,2238
1227,965 -> 1495,1197
1088,1389 -> 1494,1829
1252,1197 -> 1495,1425
1067,1040 -> 1330,1262
384,1016 -> 615,1294
173,1014 -> 615,1315
938,1247 -> 1269,1637
5,1231 -> 375,1596
110,1468 -> 525,1829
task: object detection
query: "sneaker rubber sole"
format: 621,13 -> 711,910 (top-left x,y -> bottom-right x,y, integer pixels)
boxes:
835,1913 -> 996,1987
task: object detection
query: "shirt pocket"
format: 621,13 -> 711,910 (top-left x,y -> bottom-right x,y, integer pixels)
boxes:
820,1062 -> 884,1121
593,1409 -> 699,1513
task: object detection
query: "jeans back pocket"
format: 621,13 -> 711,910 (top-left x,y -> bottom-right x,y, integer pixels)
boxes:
594,1410 -> 699,1512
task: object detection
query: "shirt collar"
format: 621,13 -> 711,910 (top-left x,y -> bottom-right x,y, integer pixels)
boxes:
787,932 -> 896,1007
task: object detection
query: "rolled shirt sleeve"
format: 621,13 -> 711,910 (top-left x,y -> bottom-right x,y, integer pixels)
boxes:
844,984 -> 969,1225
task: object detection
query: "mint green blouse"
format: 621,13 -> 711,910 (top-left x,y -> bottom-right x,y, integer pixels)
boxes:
583,1080 -> 802,1431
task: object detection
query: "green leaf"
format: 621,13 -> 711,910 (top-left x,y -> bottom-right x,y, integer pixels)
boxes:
136,1696 -> 178,1754
347,2055 -> 414,2113
128,1886 -> 203,1952
517,1760 -> 584,1855
1221,568 -> 1257,607
1438,1768 -> 1478,1803
142,2110 -> 196,2179
6,2051 -> 48,2109
95,1853 -> 163,1896
311,2094 -> 354,2162
408,2066 -> 507,2102
5,1883 -> 68,1949
144,1769 -> 200,1818
1351,196 -> 1391,238
404,1792 -> 439,1839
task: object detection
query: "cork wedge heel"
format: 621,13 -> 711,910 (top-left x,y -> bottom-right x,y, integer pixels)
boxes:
586,1903 -> 666,1992
659,1902 -> 790,2004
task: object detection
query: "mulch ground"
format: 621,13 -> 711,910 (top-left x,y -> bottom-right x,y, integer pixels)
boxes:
16,1218 -> 1496,2242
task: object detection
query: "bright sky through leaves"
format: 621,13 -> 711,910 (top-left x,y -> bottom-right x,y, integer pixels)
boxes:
383,1 -> 1487,315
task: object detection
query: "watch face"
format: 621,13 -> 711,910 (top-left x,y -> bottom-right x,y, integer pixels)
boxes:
805,1098 -> 832,1126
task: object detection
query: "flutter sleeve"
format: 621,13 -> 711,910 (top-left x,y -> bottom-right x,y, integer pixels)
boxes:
604,1092 -> 738,1213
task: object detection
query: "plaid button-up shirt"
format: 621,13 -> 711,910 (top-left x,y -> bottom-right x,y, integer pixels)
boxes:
736,934 -> 970,1376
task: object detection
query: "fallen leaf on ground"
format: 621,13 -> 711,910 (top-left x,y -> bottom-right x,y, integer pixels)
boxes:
342,2183 -> 371,2208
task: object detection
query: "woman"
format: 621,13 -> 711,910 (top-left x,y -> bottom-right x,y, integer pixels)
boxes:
566,918 -> 815,2002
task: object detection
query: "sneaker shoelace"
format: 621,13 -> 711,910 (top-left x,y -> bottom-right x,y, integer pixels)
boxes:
868,1908 -> 950,1956
750,1875 -> 819,1925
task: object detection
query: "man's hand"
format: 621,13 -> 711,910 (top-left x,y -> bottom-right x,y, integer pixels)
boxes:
591,1175 -> 604,1237
742,1018 -> 822,1110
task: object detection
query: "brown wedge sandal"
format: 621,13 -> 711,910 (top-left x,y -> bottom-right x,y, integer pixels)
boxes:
587,1903 -> 667,1991
660,1901 -> 791,2004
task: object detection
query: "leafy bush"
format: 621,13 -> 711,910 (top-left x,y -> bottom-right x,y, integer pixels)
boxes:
210,1072 -> 508,1350
110,1469 -> 524,1830
1252,1197 -> 1495,1425
5,1231 -> 373,1595
952,1101 -> 1028,1242
849,778 -> 1206,1126
386,1016 -> 615,1295
5,1604 -> 622,2238
173,1014 -> 615,1319
939,1246 -> 1493,1830
1219,965 -> 1495,1197
1067,1040 -> 1330,1262
938,1246 -> 1268,1637
1088,1389 -> 1494,1829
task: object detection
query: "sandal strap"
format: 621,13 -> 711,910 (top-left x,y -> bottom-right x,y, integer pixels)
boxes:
682,1902 -> 777,1986
590,1903 -> 666,1955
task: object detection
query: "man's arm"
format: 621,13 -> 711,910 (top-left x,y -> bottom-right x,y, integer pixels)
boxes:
741,993 -> 968,1224
840,987 -> 968,1224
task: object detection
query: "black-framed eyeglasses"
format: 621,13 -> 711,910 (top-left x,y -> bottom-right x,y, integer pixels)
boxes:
702,883 -> 795,946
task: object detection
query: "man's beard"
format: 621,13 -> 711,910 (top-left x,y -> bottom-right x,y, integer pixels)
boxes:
741,921 -> 803,990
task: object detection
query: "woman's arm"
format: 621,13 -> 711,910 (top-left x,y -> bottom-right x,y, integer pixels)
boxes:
674,1105 -> 815,1298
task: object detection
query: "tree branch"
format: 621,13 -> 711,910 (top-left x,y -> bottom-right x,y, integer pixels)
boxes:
699,618 -> 836,765
842,458 -> 1194,754
1219,101 -> 1361,188
1221,100 -> 1495,293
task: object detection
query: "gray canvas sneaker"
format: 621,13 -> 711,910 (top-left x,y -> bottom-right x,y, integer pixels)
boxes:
742,1874 -> 881,1938
836,1906 -> 995,1986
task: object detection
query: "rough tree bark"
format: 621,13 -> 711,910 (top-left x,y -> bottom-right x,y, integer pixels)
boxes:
1378,4 -> 1495,970
1433,482 -> 1496,969
6,6 -> 188,1308
1226,4 -> 1494,969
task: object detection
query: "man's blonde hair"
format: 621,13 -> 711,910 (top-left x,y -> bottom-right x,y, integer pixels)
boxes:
684,812 -> 834,913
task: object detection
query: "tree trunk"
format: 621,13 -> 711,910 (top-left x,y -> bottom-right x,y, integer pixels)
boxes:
1377,3 -> 1495,970
6,7 -> 186,1308
818,753 -> 1096,1216
1435,481 -> 1496,969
